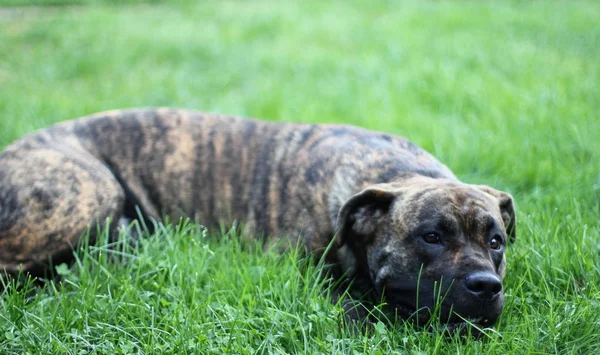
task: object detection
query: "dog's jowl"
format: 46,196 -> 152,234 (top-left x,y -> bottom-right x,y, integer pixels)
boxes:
0,108 -> 516,328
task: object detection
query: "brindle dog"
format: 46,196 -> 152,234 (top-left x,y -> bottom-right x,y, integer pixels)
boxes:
0,108 -> 515,329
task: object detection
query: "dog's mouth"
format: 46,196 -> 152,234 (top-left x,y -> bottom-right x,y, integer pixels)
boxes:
387,301 -> 496,338
374,275 -> 503,338
388,298 -> 500,322
382,286 -> 502,334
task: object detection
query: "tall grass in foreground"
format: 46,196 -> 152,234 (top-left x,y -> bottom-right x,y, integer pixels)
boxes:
1,222 -> 334,353
0,221 -> 501,354
1,216 -> 598,353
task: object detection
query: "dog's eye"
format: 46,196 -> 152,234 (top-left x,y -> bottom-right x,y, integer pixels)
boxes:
423,232 -> 441,244
490,235 -> 503,250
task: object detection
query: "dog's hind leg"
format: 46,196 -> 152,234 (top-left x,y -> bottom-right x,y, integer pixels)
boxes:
0,144 -> 125,277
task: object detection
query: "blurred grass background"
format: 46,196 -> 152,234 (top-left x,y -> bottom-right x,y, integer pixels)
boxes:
0,0 -> 599,353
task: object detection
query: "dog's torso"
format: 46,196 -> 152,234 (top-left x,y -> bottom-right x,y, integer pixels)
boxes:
1,108 -> 454,255
0,108 -> 514,329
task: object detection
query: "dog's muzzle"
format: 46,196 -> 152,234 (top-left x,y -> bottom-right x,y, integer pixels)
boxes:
380,271 -> 505,326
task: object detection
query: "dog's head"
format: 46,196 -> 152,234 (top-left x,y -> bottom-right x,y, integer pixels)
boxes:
336,176 -> 516,327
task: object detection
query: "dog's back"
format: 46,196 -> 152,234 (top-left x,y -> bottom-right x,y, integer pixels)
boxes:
0,108 -> 454,274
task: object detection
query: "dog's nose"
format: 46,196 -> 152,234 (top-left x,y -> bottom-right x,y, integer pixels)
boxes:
465,272 -> 502,300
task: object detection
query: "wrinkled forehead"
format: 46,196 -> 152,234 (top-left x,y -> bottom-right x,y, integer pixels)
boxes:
395,183 -> 503,232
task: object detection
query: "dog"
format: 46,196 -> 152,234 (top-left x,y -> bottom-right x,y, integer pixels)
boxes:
0,108 -> 516,329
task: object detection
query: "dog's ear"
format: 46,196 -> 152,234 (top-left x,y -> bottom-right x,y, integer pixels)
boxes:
477,185 -> 517,243
335,186 -> 396,247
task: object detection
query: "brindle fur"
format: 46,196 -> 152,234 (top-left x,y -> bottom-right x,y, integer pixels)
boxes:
0,108 -> 516,327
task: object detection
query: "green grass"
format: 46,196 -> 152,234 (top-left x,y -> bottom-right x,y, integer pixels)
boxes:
1,0 -> 599,353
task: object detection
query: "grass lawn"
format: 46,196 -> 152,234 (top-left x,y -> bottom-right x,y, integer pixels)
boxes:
1,0 -> 599,353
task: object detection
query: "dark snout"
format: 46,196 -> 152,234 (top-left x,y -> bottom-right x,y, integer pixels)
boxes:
464,271 -> 502,301
382,271 -> 505,326
450,270 -> 504,325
